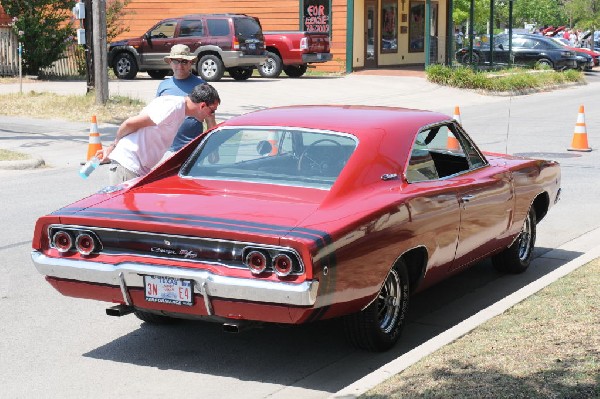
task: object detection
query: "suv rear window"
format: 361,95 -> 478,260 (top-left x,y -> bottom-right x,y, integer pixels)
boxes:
207,19 -> 230,36
234,17 -> 262,38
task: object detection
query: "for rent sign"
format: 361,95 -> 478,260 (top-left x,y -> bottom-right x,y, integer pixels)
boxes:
303,0 -> 331,34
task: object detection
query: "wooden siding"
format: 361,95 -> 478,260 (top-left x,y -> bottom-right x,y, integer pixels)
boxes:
117,0 -> 346,73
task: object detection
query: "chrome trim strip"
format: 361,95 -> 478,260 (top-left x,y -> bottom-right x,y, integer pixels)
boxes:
200,281 -> 213,315
31,251 -> 318,306
118,272 -> 132,306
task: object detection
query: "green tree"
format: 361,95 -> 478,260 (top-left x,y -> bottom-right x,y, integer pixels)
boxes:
106,0 -> 135,43
3,0 -> 75,75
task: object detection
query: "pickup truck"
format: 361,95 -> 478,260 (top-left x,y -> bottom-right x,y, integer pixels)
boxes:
258,31 -> 332,78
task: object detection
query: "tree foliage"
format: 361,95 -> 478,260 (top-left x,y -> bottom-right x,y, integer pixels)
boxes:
3,0 -> 74,75
106,0 -> 135,43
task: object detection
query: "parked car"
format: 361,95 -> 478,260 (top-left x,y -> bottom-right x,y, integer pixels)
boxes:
457,33 -> 578,70
258,31 -> 332,78
107,14 -> 267,81
550,37 -> 599,68
31,105 -> 561,352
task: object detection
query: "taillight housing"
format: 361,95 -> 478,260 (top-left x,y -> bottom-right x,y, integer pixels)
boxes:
243,247 -> 303,278
75,233 -> 96,256
246,250 -> 268,274
273,254 -> 293,276
52,231 -> 73,253
232,37 -> 240,50
49,226 -> 101,256
300,37 -> 308,50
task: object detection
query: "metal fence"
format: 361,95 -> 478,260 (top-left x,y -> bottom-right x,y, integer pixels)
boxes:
0,27 -> 84,77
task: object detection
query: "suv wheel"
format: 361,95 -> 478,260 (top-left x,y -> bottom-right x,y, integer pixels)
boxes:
147,70 -> 169,79
536,58 -> 553,69
198,54 -> 225,82
283,64 -> 308,78
113,52 -> 138,80
259,52 -> 283,78
228,67 -> 253,81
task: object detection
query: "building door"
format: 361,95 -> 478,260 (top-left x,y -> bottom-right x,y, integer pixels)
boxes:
365,0 -> 378,68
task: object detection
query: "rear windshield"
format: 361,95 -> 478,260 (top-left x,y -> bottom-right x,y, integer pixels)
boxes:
181,127 -> 357,190
234,17 -> 263,38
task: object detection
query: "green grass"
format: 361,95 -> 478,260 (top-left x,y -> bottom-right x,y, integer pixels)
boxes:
426,64 -> 585,93
363,258 -> 600,398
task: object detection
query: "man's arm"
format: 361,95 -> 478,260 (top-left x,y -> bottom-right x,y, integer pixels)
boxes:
96,114 -> 156,160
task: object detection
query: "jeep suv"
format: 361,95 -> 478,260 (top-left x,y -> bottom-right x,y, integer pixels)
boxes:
108,14 -> 267,81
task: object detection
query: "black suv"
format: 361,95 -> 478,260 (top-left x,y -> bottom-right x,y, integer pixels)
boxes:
108,14 -> 267,81
457,33 -> 578,71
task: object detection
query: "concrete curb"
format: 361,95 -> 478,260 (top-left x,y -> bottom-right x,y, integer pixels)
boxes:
0,156 -> 45,170
330,233 -> 600,398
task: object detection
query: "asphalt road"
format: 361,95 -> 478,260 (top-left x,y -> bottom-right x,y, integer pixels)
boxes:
1,71 -> 599,398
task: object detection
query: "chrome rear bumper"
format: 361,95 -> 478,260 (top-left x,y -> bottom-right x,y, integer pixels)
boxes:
31,251 -> 318,306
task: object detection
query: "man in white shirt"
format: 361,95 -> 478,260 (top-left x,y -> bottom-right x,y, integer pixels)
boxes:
96,83 -> 220,185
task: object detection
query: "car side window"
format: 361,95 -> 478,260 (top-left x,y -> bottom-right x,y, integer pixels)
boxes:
207,19 -> 231,36
405,123 -> 487,183
149,21 -> 176,39
179,20 -> 204,37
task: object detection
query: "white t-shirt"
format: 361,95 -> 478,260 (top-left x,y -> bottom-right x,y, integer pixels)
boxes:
110,96 -> 187,176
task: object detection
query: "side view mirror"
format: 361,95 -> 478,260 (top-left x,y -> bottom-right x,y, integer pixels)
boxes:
256,140 -> 273,156
498,43 -> 504,50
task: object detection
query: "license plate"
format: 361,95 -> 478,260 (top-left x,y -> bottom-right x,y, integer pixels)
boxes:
144,275 -> 193,306
248,43 -> 256,50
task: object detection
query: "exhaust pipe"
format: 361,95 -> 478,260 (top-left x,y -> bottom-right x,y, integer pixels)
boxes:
222,321 -> 261,333
106,304 -> 134,316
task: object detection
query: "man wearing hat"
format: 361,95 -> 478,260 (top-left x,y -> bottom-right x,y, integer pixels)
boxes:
157,44 -> 217,152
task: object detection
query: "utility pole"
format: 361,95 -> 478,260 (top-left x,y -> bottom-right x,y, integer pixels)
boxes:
92,0 -> 108,104
84,0 -> 94,93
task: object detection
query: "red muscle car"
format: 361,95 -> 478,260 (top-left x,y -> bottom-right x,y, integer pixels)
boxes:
31,105 -> 561,352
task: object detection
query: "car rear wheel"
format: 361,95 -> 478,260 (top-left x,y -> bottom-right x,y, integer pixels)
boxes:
228,67 -> 253,81
536,58 -> 553,69
343,259 -> 409,352
198,54 -> 225,82
259,51 -> 283,78
113,52 -> 138,80
492,207 -> 537,274
283,64 -> 308,78
461,52 -> 480,64
147,70 -> 169,79
134,310 -> 179,324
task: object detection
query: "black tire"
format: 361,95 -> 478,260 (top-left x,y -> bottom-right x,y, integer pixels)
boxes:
283,64 -> 308,78
147,70 -> 169,79
461,52 -> 480,65
198,54 -> 225,82
228,67 -> 253,81
492,207 -> 537,274
259,51 -> 283,78
536,58 -> 553,69
112,52 -> 138,80
343,259 -> 410,352
134,310 -> 179,324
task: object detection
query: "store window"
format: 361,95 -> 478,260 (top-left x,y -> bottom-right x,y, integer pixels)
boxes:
381,0 -> 398,53
408,1 -> 438,53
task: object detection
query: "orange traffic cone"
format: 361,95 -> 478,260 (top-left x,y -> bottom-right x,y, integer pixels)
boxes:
267,131 -> 279,155
448,106 -> 461,150
86,115 -> 103,160
568,105 -> 591,152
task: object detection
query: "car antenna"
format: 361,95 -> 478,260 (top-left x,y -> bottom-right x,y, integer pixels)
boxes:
505,95 -> 512,154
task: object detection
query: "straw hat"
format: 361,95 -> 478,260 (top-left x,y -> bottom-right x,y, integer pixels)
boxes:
163,44 -> 197,63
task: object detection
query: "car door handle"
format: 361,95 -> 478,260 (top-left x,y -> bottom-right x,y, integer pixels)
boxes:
461,194 -> 475,202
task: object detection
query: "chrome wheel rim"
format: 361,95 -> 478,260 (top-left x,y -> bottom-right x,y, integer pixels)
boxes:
116,58 -> 130,75
377,268 -> 401,333
201,60 -> 217,78
518,214 -> 533,261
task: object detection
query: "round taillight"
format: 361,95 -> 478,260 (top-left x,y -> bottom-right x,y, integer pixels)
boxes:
52,231 -> 73,253
273,254 -> 293,277
75,233 -> 95,256
245,250 -> 268,275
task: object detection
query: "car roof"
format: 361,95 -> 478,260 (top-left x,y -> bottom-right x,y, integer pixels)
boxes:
221,105 -> 450,139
